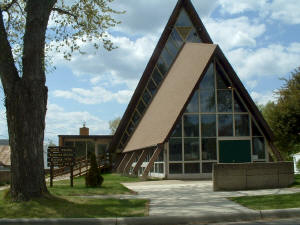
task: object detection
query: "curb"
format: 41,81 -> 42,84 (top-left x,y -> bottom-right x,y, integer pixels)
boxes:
0,209 -> 299,225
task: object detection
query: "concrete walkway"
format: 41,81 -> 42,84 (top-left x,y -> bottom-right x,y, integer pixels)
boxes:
120,180 -> 300,217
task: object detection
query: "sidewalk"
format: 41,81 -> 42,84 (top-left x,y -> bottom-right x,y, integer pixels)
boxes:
0,209 -> 299,225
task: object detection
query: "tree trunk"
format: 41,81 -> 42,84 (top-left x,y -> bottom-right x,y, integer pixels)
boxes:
6,79 -> 48,201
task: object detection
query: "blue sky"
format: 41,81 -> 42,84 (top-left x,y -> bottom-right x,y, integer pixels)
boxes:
0,0 -> 300,144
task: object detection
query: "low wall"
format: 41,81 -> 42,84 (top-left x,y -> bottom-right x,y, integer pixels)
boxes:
0,170 -> 10,184
213,162 -> 294,191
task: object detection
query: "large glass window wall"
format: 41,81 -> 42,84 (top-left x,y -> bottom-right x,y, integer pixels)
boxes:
168,59 -> 268,174
119,9 -> 202,149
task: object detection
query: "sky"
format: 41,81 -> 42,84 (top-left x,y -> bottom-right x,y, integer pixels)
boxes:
0,0 -> 300,144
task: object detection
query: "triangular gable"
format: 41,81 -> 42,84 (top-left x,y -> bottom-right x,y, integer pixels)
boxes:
124,43 -> 216,152
109,0 -> 213,153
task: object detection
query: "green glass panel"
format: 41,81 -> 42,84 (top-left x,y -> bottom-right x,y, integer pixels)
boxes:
137,101 -> 146,114
184,115 -> 199,137
132,110 -> 140,125
170,29 -> 183,48
216,65 -> 231,89
169,138 -> 182,161
252,120 -> 263,136
201,114 -> 216,137
185,90 -> 199,113
235,114 -> 250,136
184,138 -> 199,161
200,89 -> 216,112
161,48 -> 173,66
218,114 -> 233,136
169,163 -> 183,174
171,119 -> 182,137
202,162 -> 216,173
253,137 -> 265,159
219,140 -> 251,163
234,92 -> 247,112
166,37 -> 179,56
147,79 -> 157,96
152,67 -> 163,86
157,57 -> 169,76
142,90 -> 151,105
200,63 -> 215,90
186,28 -> 202,43
217,90 -> 232,112
175,9 -> 192,27
202,138 -> 217,160
184,163 -> 200,173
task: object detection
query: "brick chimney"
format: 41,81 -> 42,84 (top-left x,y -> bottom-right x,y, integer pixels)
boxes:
80,122 -> 89,136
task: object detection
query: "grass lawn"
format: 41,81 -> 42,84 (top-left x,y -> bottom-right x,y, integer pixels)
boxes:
0,173 -> 148,218
291,174 -> 300,188
48,173 -> 141,196
230,192 -> 300,210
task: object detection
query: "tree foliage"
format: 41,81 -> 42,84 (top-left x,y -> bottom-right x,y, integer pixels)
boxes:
0,0 -> 121,201
109,116 -> 120,134
261,68 -> 300,159
85,153 -> 103,187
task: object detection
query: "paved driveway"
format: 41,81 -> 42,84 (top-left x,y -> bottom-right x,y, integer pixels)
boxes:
122,180 -> 300,217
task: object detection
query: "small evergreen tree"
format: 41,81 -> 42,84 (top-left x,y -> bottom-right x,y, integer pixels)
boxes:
85,153 -> 103,187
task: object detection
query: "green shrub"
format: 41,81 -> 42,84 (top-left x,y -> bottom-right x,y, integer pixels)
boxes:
85,153 -> 103,187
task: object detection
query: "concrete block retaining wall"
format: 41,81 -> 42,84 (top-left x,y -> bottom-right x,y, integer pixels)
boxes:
213,162 -> 294,191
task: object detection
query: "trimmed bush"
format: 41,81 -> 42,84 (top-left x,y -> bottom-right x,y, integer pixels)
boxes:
85,153 -> 103,187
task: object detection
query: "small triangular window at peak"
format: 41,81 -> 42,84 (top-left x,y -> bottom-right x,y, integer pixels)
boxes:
175,9 -> 193,27
176,27 -> 192,41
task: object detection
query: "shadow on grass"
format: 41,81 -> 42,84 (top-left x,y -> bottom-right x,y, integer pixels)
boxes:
0,190 -> 148,218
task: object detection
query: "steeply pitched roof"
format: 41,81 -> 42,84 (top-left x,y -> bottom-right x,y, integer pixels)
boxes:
109,0 -> 213,153
124,43 -> 216,152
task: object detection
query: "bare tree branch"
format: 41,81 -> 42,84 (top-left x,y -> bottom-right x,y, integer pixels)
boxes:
52,7 -> 78,19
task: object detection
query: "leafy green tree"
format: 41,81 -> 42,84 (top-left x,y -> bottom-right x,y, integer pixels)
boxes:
109,116 -> 121,134
0,0 -> 121,201
261,68 -> 300,159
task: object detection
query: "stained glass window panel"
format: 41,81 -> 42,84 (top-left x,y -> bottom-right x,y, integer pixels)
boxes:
152,68 -> 163,86
147,79 -> 157,96
175,9 -> 192,27
171,119 -> 182,137
200,89 -> 216,112
234,92 -> 247,112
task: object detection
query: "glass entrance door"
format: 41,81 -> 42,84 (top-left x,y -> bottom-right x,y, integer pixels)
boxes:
219,140 -> 251,163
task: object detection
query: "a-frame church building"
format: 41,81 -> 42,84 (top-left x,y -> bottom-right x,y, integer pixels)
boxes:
110,0 -> 283,179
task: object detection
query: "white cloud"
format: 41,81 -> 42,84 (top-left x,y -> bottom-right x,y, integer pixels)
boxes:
53,86 -> 133,105
250,91 -> 277,105
205,17 -> 265,51
45,103 -> 109,142
217,0 -> 300,25
51,34 -> 157,89
228,43 -> 300,79
218,0 -> 268,15
269,0 -> 300,25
